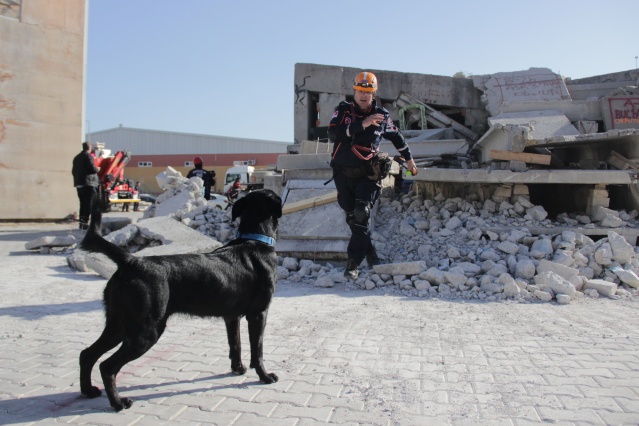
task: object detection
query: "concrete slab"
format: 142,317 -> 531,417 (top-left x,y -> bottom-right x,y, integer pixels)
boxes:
473,68 -> 571,116
380,139 -> 469,157
496,99 -> 602,122
277,153 -> 332,170
275,239 -> 348,260
279,180 -> 349,240
473,110 -> 581,162
84,216 -> 222,279
489,110 -> 580,139
462,224 -> 639,246
406,168 -> 633,185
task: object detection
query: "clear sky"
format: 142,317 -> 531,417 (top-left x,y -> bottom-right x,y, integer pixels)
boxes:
85,0 -> 639,143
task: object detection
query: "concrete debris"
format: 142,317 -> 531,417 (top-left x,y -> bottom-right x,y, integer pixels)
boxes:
26,161 -> 638,305
276,188 -> 639,305
63,169 -> 236,277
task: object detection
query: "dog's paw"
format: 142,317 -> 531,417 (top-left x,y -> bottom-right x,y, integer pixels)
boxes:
231,363 -> 247,375
81,386 -> 102,398
113,397 -> 133,412
260,372 -> 279,384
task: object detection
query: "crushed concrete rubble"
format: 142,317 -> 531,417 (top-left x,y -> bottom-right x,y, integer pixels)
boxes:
279,187 -> 639,304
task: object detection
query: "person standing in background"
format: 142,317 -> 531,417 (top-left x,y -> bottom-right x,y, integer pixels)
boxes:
72,142 -> 99,230
187,157 -> 215,200
132,181 -> 141,212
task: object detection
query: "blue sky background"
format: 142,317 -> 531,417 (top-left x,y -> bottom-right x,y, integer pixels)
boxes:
85,0 -> 639,143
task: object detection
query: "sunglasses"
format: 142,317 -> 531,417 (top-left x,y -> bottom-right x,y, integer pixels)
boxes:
354,82 -> 376,88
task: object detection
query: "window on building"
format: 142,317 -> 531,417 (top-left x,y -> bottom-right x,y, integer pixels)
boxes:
185,161 -> 194,167
0,0 -> 21,20
138,162 -> 152,167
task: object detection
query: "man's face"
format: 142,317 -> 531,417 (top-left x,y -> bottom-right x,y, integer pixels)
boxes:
354,89 -> 374,110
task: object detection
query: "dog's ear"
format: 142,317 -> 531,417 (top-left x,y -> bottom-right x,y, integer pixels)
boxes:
232,196 -> 247,221
270,195 -> 282,219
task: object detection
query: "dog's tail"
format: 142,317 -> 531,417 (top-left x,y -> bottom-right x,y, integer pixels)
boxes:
79,194 -> 131,267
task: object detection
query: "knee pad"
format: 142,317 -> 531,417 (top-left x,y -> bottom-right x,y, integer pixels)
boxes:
353,201 -> 370,226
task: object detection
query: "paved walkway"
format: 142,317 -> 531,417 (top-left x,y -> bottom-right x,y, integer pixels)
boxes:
1,220 -> 638,425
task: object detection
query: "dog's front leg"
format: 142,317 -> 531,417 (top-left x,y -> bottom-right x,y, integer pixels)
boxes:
247,310 -> 278,384
224,317 -> 247,375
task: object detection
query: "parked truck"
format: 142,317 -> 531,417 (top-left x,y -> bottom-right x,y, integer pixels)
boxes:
223,164 -> 276,194
91,143 -> 135,211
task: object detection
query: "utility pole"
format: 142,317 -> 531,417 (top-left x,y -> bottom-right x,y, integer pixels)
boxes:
636,56 -> 638,69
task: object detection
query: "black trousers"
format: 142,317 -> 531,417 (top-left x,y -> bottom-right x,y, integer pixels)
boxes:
333,169 -> 380,265
76,186 -> 97,225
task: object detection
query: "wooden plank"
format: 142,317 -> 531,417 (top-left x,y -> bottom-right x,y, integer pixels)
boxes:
489,150 -> 551,165
282,191 -> 338,214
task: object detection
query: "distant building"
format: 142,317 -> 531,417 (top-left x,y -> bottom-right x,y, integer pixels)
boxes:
87,126 -> 291,194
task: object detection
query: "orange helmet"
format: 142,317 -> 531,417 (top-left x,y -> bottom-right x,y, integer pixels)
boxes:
353,71 -> 377,92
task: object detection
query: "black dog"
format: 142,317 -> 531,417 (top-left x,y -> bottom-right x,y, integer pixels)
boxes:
79,189 -> 282,411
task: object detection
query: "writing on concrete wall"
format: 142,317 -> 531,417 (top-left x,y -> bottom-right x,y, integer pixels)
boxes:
608,97 -> 639,129
494,74 -> 570,102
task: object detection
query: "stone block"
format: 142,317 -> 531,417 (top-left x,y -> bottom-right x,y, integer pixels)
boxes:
583,279 -> 618,297
374,261 -> 426,276
574,120 -> 598,134
591,206 -> 619,222
512,184 -> 529,195
537,259 -> 579,280
586,196 -> 610,209
589,189 -> 609,198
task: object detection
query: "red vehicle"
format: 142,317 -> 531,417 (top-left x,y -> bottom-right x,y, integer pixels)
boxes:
91,144 -> 132,211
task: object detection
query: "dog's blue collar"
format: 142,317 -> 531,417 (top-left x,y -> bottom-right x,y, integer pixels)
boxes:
238,233 -> 275,246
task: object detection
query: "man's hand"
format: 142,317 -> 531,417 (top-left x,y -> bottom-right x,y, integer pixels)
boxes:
362,114 -> 386,128
406,159 -> 418,176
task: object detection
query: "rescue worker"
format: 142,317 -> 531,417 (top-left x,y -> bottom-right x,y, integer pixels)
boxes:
328,71 -> 418,280
72,142 -> 99,230
187,156 -> 215,200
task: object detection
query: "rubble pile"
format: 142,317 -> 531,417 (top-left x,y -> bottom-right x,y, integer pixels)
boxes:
144,170 -> 237,244
277,188 -> 639,304
56,169 -> 639,305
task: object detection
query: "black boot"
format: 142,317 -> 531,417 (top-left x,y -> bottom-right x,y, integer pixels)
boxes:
366,245 -> 381,267
344,259 -> 359,280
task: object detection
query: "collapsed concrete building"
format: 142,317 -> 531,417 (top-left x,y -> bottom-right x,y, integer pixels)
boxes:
31,63 -> 639,305
273,64 -> 639,259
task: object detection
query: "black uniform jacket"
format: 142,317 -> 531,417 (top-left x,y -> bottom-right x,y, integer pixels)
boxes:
328,100 -> 412,168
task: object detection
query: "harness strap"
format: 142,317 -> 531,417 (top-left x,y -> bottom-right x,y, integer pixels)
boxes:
348,102 -> 380,161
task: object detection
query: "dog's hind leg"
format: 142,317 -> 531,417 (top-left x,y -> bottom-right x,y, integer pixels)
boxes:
224,317 -> 247,375
99,325 -> 163,411
80,317 -> 124,398
247,310 -> 278,384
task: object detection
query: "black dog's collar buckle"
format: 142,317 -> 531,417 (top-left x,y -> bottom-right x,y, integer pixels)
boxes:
238,233 -> 275,246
